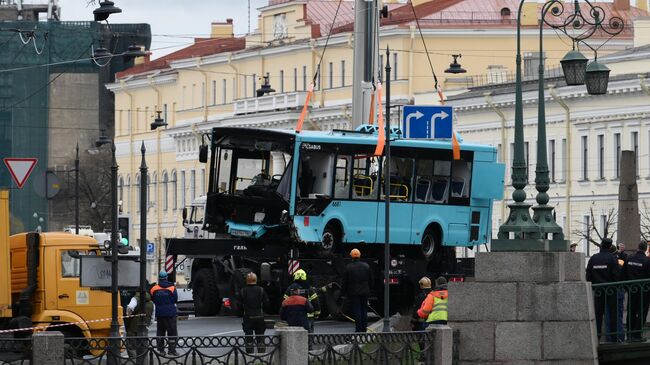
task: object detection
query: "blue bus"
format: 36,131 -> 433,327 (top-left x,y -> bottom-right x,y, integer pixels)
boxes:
203,124 -> 504,264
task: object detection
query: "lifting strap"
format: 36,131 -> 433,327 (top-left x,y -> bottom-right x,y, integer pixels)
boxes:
295,83 -> 314,133
374,82 -> 385,156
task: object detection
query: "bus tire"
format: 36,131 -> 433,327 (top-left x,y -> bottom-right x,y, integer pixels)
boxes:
321,222 -> 341,255
193,268 -> 221,316
421,227 -> 439,261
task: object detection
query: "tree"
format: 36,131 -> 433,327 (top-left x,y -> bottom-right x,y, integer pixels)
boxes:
572,207 -> 617,250
639,201 -> 650,241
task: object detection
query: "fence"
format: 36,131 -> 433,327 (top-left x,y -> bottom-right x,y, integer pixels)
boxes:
592,278 -> 650,343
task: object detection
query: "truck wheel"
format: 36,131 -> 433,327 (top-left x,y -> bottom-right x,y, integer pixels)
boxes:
193,268 -> 221,316
321,223 -> 341,255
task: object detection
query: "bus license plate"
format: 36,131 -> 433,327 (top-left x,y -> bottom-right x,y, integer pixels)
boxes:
231,229 -> 252,237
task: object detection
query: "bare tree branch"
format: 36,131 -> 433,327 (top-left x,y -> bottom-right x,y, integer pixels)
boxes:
572,207 -> 617,250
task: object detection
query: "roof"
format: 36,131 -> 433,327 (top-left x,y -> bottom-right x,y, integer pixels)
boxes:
116,37 -> 246,79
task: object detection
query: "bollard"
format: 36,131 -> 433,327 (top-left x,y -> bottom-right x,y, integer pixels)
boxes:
276,326 -> 308,365
427,324 -> 453,365
32,331 -> 64,365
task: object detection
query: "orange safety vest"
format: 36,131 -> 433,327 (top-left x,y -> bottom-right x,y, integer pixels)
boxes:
417,289 -> 448,322
150,285 -> 176,295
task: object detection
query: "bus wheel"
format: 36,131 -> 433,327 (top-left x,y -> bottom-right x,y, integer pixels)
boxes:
321,223 -> 341,255
421,228 -> 438,261
193,268 -> 221,316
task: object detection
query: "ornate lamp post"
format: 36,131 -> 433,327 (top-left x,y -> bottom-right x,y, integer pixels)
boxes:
493,0 -> 623,251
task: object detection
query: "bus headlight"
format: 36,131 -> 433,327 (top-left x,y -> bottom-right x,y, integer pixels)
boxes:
390,259 -> 398,268
254,212 -> 265,223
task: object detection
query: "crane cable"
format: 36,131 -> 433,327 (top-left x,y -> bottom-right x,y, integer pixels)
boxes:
296,0 -> 344,132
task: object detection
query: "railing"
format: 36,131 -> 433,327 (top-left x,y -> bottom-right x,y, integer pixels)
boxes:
308,331 -> 434,364
63,335 -> 280,365
592,279 -> 650,343
0,337 -> 31,365
450,65 -> 566,89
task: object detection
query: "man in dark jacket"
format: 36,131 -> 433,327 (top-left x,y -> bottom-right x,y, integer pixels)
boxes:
284,269 -> 320,332
150,271 -> 178,355
411,277 -> 432,331
342,248 -> 372,332
586,238 -> 620,342
239,272 -> 270,353
280,287 -> 313,330
125,291 -> 154,360
624,241 -> 650,341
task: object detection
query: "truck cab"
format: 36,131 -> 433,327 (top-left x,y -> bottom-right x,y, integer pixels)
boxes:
6,232 -> 116,339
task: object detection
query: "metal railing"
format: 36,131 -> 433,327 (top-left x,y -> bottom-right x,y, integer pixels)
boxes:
0,338 -> 31,365
592,279 -> 650,343
63,335 -> 280,365
308,331 -> 434,364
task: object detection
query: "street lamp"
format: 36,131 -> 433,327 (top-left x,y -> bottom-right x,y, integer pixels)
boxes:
94,135 -> 120,339
93,0 -> 122,22
444,54 -> 466,74
493,0 -> 623,251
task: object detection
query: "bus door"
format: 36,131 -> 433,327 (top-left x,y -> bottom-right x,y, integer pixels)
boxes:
335,154 -> 379,244
376,156 -> 415,244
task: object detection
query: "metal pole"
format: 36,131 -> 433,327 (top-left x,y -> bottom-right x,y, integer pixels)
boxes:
382,46 -> 391,333
75,143 -> 79,235
109,142 -> 119,363
138,142 -> 148,336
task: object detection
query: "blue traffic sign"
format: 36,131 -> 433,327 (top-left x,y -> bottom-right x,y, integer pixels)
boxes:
146,242 -> 155,255
402,105 -> 453,139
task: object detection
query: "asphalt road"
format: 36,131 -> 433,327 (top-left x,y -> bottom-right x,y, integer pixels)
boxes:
148,314 -> 375,337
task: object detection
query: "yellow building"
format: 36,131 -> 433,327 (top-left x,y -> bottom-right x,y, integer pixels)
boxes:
107,0 -> 647,272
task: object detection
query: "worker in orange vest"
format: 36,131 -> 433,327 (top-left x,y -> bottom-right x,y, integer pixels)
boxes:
417,276 -> 448,325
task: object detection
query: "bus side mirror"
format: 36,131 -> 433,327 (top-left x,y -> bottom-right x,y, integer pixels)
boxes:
199,145 -> 208,163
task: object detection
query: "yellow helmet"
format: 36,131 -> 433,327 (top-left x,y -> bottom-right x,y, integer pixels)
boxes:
293,269 -> 307,281
246,272 -> 257,284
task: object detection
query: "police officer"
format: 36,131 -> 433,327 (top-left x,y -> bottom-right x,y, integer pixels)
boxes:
240,272 -> 269,354
284,269 -> 320,332
586,238 -> 620,342
623,241 -> 650,341
342,248 -> 372,333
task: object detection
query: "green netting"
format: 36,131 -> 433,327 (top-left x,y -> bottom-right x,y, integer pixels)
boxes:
0,21 -> 150,234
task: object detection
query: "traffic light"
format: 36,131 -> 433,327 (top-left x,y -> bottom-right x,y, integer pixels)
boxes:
117,215 -> 130,244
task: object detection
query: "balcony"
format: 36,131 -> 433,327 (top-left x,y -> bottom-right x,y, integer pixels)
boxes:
234,91 -> 309,115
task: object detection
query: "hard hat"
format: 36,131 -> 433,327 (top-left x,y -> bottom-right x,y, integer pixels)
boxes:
246,272 -> 257,284
435,276 -> 447,288
158,270 -> 168,279
350,248 -> 361,259
418,277 -> 431,289
293,269 -> 307,281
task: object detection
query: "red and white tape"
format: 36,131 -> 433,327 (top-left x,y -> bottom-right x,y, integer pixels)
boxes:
0,313 -> 145,334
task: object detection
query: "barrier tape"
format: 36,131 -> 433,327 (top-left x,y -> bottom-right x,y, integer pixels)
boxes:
0,313 -> 145,334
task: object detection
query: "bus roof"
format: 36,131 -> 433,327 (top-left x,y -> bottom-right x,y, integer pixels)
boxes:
212,126 -> 495,153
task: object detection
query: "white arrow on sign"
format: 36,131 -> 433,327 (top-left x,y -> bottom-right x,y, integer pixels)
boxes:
404,110 -> 424,138
430,110 -> 449,124
3,158 -> 38,189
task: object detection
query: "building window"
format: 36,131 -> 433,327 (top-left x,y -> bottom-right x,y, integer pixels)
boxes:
614,132 -> 621,178
191,83 -> 196,108
583,215 -> 591,255
118,176 -> 124,203
201,168 -> 206,196
549,139 -> 555,182
222,79 -> 227,104
293,68 -> 297,91
597,134 -> 604,180
561,138 -> 567,181
600,214 -> 607,236
232,78 -> 236,99
581,135 -> 588,180
379,55 -> 384,80
180,171 -> 186,208
162,171 -> 168,211
163,103 -> 168,124
302,66 -> 307,91
341,60 -> 345,87
393,53 -> 398,80
190,170 -> 196,201
328,62 -> 333,89
171,171 -> 177,210
182,86 -> 186,109
243,75 -> 248,98
280,70 -> 284,93
125,176 -> 130,214
632,131 -> 639,177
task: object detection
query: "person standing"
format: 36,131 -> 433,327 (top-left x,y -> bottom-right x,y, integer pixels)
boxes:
411,277 -> 432,331
150,271 -> 178,355
417,276 -> 449,326
284,269 -> 320,332
125,291 -> 154,361
623,241 -> 650,341
586,238 -> 620,342
342,248 -> 372,333
240,272 -> 269,354
280,287 -> 313,331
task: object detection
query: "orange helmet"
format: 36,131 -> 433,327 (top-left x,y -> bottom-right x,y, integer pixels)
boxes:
350,248 -> 361,259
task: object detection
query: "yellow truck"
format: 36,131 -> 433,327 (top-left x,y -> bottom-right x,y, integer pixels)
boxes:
0,189 -> 118,339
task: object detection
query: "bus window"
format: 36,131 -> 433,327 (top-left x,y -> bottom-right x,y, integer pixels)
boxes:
234,158 -> 266,192
298,151 -> 334,198
451,160 -> 472,199
431,160 -> 451,203
334,156 -> 351,199
415,159 -> 434,202
216,148 -> 232,193
382,157 -> 414,201
352,155 -> 379,199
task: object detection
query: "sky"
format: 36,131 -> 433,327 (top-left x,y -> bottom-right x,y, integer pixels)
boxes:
57,0 -> 268,59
